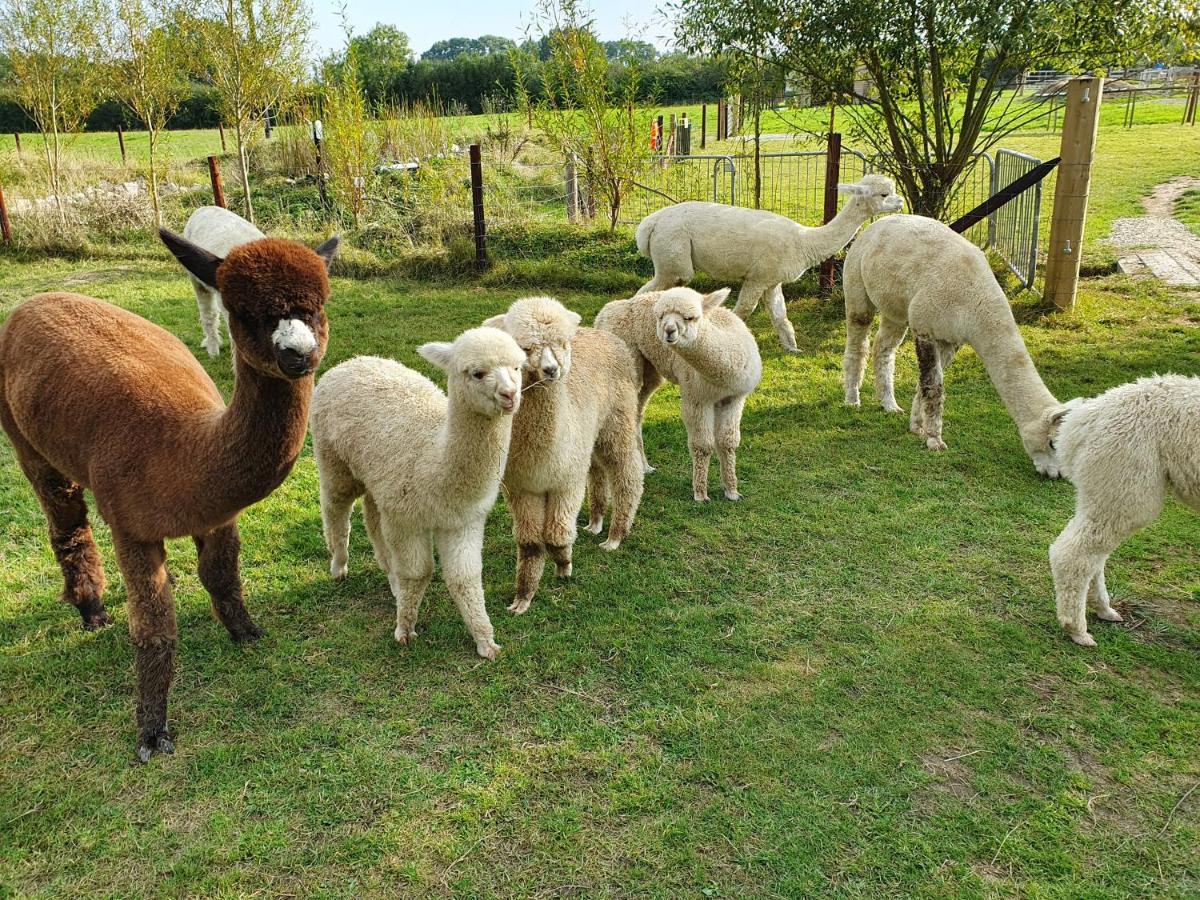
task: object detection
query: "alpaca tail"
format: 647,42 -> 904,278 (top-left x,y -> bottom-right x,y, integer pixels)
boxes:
635,209 -> 661,258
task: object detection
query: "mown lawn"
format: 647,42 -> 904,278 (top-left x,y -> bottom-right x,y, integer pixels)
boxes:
0,240 -> 1197,896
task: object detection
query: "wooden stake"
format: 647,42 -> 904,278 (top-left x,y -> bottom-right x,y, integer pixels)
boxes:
0,180 -> 12,245
117,126 -> 127,164
218,122 -> 227,153
819,132 -> 842,296
1043,76 -> 1103,310
565,154 -> 578,223
700,104 -> 707,149
208,155 -> 227,209
469,143 -> 488,270
12,132 -> 20,158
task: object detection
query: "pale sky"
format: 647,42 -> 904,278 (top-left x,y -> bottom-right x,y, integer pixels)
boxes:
311,0 -> 675,57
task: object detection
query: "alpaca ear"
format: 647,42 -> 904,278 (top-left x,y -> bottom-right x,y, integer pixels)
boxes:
159,228 -> 222,289
314,235 -> 341,271
481,314 -> 508,330
417,341 -> 454,371
837,183 -> 865,197
703,288 -> 732,310
565,310 -> 582,327
1050,407 -> 1070,427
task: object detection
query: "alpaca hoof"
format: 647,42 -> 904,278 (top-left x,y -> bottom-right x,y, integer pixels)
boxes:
330,559 -> 348,580
844,398 -> 861,408
556,561 -> 573,577
694,492 -> 710,503
507,596 -> 533,615
394,626 -> 417,645
925,436 -> 947,451
476,640 -> 501,661
134,731 -> 174,765
1069,631 -> 1097,648
784,346 -> 801,355
78,605 -> 113,631
583,518 -> 604,535
724,489 -> 742,501
1097,608 -> 1124,623
883,403 -> 904,414
203,339 -> 221,358
643,463 -> 657,475
230,623 -> 265,643
599,536 -> 622,551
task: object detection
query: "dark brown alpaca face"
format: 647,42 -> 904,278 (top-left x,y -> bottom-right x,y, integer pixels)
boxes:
159,230 -> 339,379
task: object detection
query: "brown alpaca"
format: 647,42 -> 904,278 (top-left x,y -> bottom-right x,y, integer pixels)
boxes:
0,229 -> 338,762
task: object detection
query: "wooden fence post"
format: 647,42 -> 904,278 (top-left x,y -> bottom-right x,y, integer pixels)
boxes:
819,132 -> 842,296
700,104 -> 707,149
469,143 -> 488,271
1183,73 -> 1199,126
565,154 -> 578,223
0,180 -> 13,245
1043,76 -> 1103,310
218,122 -> 227,153
117,126 -> 127,164
716,100 -> 725,141
12,132 -> 20,159
208,155 -> 227,209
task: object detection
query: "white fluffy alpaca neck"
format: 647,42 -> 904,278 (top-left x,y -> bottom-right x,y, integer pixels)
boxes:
971,308 -> 1059,434
671,320 -> 741,387
437,395 -> 513,504
790,198 -> 872,272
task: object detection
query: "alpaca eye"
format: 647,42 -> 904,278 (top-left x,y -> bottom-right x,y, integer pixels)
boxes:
684,315 -> 695,322
471,371 -> 485,380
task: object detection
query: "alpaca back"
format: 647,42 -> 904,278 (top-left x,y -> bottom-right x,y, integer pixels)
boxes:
1057,376 -> 1200,507
506,328 -> 639,493
184,206 -> 265,258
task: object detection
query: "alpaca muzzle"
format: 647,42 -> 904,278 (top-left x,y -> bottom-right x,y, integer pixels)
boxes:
275,346 -> 314,378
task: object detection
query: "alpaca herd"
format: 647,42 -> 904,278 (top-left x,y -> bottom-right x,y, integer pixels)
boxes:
0,173 -> 1194,761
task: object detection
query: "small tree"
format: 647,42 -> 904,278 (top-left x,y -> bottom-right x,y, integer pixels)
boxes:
199,0 -> 311,222
321,21 -> 380,229
0,0 -> 104,223
515,0 -> 652,229
109,0 -> 188,224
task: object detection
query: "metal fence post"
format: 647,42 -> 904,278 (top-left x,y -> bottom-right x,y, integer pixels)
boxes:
208,155 -> 227,208
469,143 -> 488,271
700,104 -> 707,149
566,154 -> 578,223
819,132 -> 842,296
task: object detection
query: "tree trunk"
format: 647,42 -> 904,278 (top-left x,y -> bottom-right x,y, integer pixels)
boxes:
235,118 -> 254,223
753,103 -> 762,209
148,132 -> 161,227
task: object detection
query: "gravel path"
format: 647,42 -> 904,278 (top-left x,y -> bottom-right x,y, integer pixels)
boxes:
1107,176 -> 1200,286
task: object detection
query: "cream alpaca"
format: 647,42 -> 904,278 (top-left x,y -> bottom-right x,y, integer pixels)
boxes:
183,206 -> 265,357
634,175 -> 903,352
843,214 -> 1065,476
483,297 -> 644,614
1050,375 -> 1200,647
309,328 -> 525,660
595,287 -> 762,501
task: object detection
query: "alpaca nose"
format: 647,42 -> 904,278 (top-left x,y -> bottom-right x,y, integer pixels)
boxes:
542,363 -> 559,380
276,347 -> 310,377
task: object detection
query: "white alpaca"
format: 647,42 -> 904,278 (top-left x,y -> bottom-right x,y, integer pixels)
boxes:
843,214 -> 1066,476
595,287 -> 762,502
482,297 -> 644,614
309,328 -> 525,660
1050,375 -> 1200,647
635,175 -> 904,352
182,206 -> 264,357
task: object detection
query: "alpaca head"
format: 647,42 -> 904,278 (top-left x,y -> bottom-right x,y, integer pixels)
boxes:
419,327 -> 525,417
653,287 -> 731,348
483,296 -> 581,387
1026,403 -> 1073,479
837,174 -> 904,217
159,229 -> 340,380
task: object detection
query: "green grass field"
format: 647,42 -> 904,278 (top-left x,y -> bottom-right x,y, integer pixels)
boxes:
1,216 -> 1199,895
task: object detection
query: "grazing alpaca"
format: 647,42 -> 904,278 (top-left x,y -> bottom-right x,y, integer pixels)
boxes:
183,205 -> 265,357
309,328 -> 525,659
595,287 -> 762,502
635,175 -> 904,352
1050,375 -> 1200,646
482,297 -> 644,615
0,229 -> 339,762
843,214 -> 1066,476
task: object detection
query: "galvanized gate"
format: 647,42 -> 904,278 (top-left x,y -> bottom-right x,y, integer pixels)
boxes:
989,150 -> 1045,288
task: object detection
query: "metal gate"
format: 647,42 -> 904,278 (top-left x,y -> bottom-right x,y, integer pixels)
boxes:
989,150 -> 1045,288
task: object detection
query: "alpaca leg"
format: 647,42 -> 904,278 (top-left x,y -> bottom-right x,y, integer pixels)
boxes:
112,530 -> 177,763
681,398 -> 716,502
362,492 -> 388,572
843,259 -> 873,406
1089,564 -> 1123,623
765,284 -> 800,353
595,421 -> 645,550
314,445 -> 360,580
193,523 -> 262,642
1050,518 -> 1120,647
914,337 -> 947,451
544,482 -> 587,576
584,457 -> 608,535
636,362 -> 666,474
508,491 -> 546,615
436,520 -> 499,660
18,449 -> 109,630
386,531 -> 434,646
715,394 -> 748,501
733,283 -> 764,321
194,279 -> 223,358
872,317 -> 908,414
